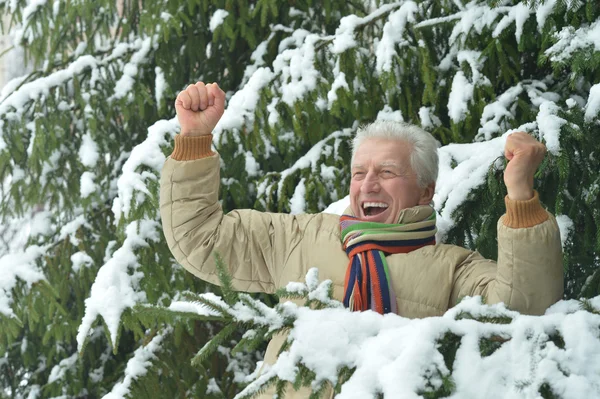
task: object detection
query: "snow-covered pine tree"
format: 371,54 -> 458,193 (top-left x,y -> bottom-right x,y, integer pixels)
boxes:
0,0 -> 598,398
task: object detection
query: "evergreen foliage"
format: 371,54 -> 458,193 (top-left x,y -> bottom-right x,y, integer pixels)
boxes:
0,0 -> 598,397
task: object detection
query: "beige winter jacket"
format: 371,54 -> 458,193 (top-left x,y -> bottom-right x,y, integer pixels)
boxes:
160,134 -> 564,399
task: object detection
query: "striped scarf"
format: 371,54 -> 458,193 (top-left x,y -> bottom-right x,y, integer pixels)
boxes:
340,205 -> 437,314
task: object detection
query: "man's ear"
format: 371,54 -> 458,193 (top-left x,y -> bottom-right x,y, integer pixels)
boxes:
418,182 -> 435,205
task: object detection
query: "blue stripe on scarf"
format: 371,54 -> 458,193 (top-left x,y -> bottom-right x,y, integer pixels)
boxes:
365,255 -> 371,308
343,257 -> 359,307
343,255 -> 373,310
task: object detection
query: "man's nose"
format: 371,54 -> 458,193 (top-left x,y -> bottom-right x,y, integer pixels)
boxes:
360,171 -> 380,193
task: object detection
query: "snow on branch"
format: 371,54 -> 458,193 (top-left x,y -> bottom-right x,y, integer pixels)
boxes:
477,84 -> 523,141
536,101 -> 566,156
376,2 -> 418,73
434,134 -> 506,240
112,118 -> 178,223
103,327 -> 172,399
255,127 -> 353,210
545,19 -> 600,64
584,83 -> 600,123
213,67 -> 275,142
109,37 -> 155,101
177,268 -> 600,399
331,2 -> 402,54
0,55 -> 96,118
47,352 -> 78,384
76,219 -> 161,351
0,245 -> 46,318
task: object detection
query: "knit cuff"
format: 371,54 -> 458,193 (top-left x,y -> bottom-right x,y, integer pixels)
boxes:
503,190 -> 548,228
170,134 -> 215,161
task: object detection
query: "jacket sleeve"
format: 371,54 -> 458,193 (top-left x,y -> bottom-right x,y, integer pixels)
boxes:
450,192 -> 564,315
160,136 -> 304,294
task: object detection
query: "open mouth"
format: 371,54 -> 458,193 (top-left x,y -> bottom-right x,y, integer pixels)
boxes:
362,202 -> 389,218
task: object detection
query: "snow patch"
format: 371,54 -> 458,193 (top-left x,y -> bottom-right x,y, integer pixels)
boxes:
555,215 -> 574,249
77,220 -> 161,351
584,83 -> 600,123
209,9 -> 229,32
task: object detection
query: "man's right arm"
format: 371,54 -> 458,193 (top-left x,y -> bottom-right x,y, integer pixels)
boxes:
160,82 -> 300,293
160,135 -> 294,293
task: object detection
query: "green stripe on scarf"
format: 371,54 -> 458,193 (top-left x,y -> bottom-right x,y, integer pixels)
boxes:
340,205 -> 438,315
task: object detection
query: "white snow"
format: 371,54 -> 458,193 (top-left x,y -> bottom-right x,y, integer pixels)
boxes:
332,3 -> 401,54
323,195 -> 350,215
78,133 -> 99,168
48,353 -> 78,384
443,4 -> 504,48
103,328 -> 171,399
545,19 -> 600,64
213,67 -> 274,141
448,71 -> 473,123
584,83 -> 600,123
418,106 -> 440,129
376,105 -> 403,122
435,134 -> 511,240
199,277 -> 600,399
375,2 -> 417,73
535,0 -> 556,32
154,66 -> 166,106
58,215 -> 90,247
264,128 -> 353,202
457,50 -> 487,86
111,37 -> 153,101
169,301 -> 221,317
272,32 -> 319,106
71,251 -> 94,273
327,71 -> 349,108
206,378 -> 222,394
289,177 -> 306,215
536,101 -> 566,155
76,219 -> 161,351
492,3 -> 531,44
0,245 -> 46,317
112,118 -> 178,223
477,84 -> 523,141
26,121 -> 36,156
0,55 -> 96,117
555,215 -> 574,249
29,211 -> 53,237
244,151 -> 260,177
243,33 -> 275,84
209,9 -> 229,32
80,171 -> 97,198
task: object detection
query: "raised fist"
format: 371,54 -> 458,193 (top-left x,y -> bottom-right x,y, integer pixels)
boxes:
175,82 -> 226,136
504,132 -> 547,201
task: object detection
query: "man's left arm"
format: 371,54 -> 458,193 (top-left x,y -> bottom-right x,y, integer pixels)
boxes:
450,132 -> 564,315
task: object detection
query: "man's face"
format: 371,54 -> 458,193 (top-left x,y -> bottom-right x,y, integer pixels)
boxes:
349,137 -> 434,224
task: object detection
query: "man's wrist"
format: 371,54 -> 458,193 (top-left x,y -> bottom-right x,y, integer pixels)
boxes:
506,189 -> 534,201
506,183 -> 534,201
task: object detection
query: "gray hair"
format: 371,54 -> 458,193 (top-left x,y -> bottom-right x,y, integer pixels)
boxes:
351,120 -> 439,188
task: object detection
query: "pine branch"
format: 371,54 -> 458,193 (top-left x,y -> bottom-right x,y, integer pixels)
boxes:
191,323 -> 238,367
213,251 -> 239,305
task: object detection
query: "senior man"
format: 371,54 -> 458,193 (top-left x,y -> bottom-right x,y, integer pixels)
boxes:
160,82 -> 563,397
